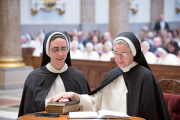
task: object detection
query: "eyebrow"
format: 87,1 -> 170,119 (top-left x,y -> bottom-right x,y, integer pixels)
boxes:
114,51 -> 127,53
51,46 -> 67,49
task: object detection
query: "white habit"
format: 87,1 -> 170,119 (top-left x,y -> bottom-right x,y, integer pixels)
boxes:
45,63 -> 67,105
143,51 -> 157,64
157,53 -> 180,66
82,51 -> 99,61
80,62 -> 138,113
70,49 -> 83,59
100,51 -> 114,61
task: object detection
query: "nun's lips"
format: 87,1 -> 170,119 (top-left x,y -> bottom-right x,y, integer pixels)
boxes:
118,61 -> 124,64
56,58 -> 63,61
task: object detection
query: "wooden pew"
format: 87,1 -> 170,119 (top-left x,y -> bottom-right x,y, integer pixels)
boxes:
22,48 -> 35,66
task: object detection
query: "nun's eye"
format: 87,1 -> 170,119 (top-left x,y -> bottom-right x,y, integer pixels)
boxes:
50,48 -> 68,54
51,49 -> 59,54
61,48 -> 67,53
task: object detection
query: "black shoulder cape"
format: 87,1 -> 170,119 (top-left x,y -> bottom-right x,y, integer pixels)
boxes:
89,65 -> 171,120
18,66 -> 90,117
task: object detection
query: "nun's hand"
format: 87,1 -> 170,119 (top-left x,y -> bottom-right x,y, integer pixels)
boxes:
50,92 -> 80,102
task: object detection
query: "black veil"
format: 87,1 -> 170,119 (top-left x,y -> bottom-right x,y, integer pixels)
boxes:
41,30 -> 71,67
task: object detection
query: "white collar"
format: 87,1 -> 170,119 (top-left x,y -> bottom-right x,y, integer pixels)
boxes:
46,63 -> 68,73
121,61 -> 138,72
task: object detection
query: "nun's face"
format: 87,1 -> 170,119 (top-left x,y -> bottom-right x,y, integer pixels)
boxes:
49,38 -> 68,70
104,42 -> 111,52
113,44 -> 134,68
86,45 -> 93,53
141,43 -> 148,53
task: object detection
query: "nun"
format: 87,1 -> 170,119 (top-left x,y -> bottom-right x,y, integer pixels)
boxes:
82,42 -> 99,60
52,32 -> 171,120
100,41 -> 114,61
70,40 -> 83,59
18,31 -> 90,117
141,41 -> 157,64
157,45 -> 180,66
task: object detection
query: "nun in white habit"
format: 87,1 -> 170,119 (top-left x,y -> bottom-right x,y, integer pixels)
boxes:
100,41 -> 114,61
82,42 -> 99,61
70,40 -> 83,59
141,41 -> 157,64
50,32 -> 171,120
157,45 -> 180,66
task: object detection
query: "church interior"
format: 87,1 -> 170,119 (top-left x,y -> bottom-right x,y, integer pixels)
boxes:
0,0 -> 180,120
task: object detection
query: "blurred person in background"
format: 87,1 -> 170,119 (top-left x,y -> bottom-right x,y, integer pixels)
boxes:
21,35 -> 27,48
157,45 -> 180,66
82,42 -> 99,60
33,29 -> 46,57
100,41 -> 114,61
83,30 -> 95,46
72,35 -> 85,52
102,32 -> 113,43
141,41 -> 157,64
164,31 -> 173,46
167,41 -> 179,56
138,30 -> 146,42
160,30 -> 167,43
150,36 -> 163,56
24,34 -> 37,48
92,35 -> 103,54
172,29 -> 179,43
70,40 -> 83,59
145,31 -> 154,46
154,14 -> 170,31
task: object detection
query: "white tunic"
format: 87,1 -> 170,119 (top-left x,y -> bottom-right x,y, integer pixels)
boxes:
45,63 -> 67,105
80,62 -> 138,113
157,53 -> 180,66
82,51 -> 99,61
100,51 -> 114,61
143,51 -> 157,64
70,49 -> 83,59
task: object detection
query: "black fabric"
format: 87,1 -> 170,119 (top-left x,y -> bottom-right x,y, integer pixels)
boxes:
116,32 -> 151,71
89,32 -> 171,120
18,66 -> 90,117
41,30 -> 71,66
90,65 -> 171,120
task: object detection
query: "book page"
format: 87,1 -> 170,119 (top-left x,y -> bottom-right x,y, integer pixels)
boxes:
98,110 -> 130,119
69,111 -> 100,119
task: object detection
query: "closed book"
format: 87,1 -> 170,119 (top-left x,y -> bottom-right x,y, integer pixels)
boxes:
46,104 -> 79,115
47,100 -> 80,106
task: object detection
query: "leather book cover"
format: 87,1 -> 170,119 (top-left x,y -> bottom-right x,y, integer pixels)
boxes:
45,104 -> 79,115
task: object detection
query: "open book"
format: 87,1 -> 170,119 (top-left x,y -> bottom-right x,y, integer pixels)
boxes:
68,110 -> 130,119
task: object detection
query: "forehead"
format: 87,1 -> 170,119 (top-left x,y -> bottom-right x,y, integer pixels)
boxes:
50,38 -> 67,47
113,44 -> 130,52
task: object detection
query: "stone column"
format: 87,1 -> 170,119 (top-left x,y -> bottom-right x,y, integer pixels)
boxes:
109,0 -> 129,39
150,0 -> 164,30
0,0 -> 25,68
80,0 -> 95,33
0,0 -> 33,90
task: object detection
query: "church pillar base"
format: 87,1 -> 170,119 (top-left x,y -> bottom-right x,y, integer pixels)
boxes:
0,66 -> 33,90
0,58 -> 25,68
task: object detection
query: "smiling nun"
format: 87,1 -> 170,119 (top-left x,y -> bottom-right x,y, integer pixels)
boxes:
18,31 -> 90,117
